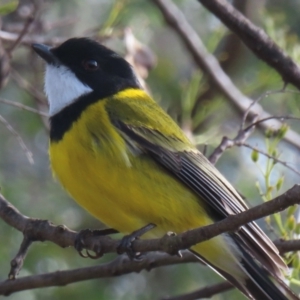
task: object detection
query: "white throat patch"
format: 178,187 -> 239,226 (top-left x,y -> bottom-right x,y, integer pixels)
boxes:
45,65 -> 93,116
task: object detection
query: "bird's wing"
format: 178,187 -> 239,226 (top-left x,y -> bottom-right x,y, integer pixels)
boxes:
109,113 -> 286,276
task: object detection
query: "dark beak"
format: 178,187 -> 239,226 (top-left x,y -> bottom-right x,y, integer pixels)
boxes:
32,43 -> 59,65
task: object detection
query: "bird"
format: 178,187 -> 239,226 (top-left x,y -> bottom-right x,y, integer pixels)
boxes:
32,37 -> 298,300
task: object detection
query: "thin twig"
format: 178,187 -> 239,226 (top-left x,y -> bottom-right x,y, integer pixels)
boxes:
209,115 -> 258,165
0,98 -> 48,116
150,0 -> 300,150
162,281 -> 232,300
43,17 -> 78,31
9,236 -> 33,280
197,0 -> 300,90
0,30 -> 66,46
241,87 -> 288,130
11,70 -> 47,104
209,113 -> 300,174
241,142 -> 300,176
0,252 -> 196,296
0,115 -> 33,164
7,16 -> 35,54
244,115 -> 300,132
274,239 -> 300,255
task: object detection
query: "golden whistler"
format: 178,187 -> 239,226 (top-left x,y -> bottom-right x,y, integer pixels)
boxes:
32,38 -> 298,300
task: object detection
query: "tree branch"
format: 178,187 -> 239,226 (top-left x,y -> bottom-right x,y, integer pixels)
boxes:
240,142 -> 300,176
0,30 -> 67,47
1,185 -> 300,294
150,0 -> 300,150
208,115 -> 258,165
197,0 -> 300,90
0,97 -> 47,116
208,111 -> 300,175
274,239 -> 300,255
0,115 -> 33,164
162,281 -> 232,300
1,184 -> 300,261
0,251 -> 196,295
1,238 -> 299,296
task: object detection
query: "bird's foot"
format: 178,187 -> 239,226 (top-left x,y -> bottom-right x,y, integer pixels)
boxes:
75,228 -> 118,259
117,223 -> 156,260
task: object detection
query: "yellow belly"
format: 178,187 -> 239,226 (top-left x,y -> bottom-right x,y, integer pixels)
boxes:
51,131 -> 209,234
49,99 -> 243,278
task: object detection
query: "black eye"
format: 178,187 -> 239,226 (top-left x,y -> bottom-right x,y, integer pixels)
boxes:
82,59 -> 99,71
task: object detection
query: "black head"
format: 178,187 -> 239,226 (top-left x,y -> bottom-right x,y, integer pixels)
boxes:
32,38 -> 140,99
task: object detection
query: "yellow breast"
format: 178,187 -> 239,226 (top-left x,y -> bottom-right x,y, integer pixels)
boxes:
49,96 -> 208,234
49,92 -> 243,276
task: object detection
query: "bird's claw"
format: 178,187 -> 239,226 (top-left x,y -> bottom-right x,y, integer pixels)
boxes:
117,223 -> 156,260
74,228 -> 118,259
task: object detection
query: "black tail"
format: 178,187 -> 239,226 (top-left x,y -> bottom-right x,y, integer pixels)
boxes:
190,238 -> 298,300
239,244 -> 294,300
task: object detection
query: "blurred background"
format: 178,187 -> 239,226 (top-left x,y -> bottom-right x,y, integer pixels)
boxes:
0,0 -> 300,299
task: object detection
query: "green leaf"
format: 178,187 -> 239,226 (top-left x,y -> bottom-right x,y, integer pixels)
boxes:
276,176 -> 284,191
0,0 -> 19,16
277,123 -> 289,139
182,70 -> 202,115
292,253 -> 300,270
265,128 -> 275,138
99,1 -> 125,35
287,204 -> 297,217
272,149 -> 278,158
287,215 -> 296,231
251,149 -> 259,162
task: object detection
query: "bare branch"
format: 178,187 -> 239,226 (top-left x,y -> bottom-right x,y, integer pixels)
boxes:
0,194 -> 75,248
208,111 -> 300,175
0,236 -> 299,296
150,0 -> 300,150
11,70 -> 47,104
240,88 -> 288,131
162,281 -> 232,300
209,115 -> 258,165
0,26 -> 10,89
7,15 -> 35,54
0,97 -> 48,116
1,185 -> 300,260
9,236 -> 33,280
241,142 -> 300,176
0,30 -> 66,46
0,238 -> 298,297
274,239 -> 300,255
1,188 -> 300,294
0,115 -> 33,164
0,252 -> 196,296
244,115 -> 300,132
197,0 -> 300,90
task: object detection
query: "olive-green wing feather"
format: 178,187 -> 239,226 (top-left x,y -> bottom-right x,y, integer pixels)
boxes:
106,96 -> 286,275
